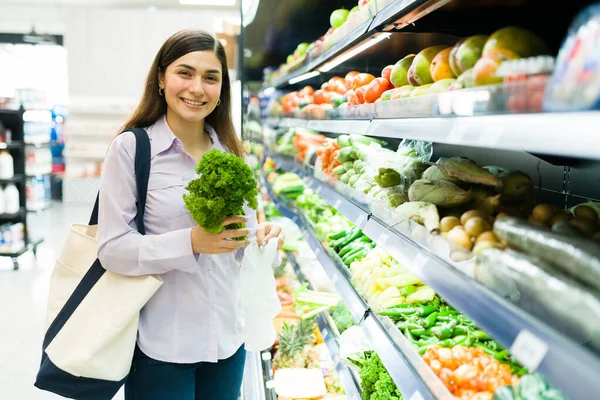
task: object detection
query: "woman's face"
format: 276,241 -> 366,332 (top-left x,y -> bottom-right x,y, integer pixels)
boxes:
160,50 -> 223,123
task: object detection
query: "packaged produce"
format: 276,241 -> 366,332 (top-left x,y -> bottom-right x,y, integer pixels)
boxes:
494,217 -> 600,291
436,157 -> 503,188
477,248 -> 600,352
394,201 -> 441,233
408,179 -> 472,207
497,56 -> 554,112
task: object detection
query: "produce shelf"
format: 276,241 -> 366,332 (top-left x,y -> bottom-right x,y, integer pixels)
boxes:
286,251 -> 364,400
266,152 -> 600,400
241,350 -> 267,400
372,0 -> 450,31
266,111 -> 600,160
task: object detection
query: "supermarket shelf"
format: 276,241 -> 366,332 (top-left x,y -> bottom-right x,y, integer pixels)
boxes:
0,141 -> 23,150
266,112 -> 600,160
267,152 -> 600,399
0,174 -> 24,184
0,208 -> 26,219
27,202 -> 52,213
241,351 -> 267,400
26,171 -> 52,178
0,244 -> 28,258
285,251 -> 364,400
260,351 -> 278,400
373,0 -> 450,31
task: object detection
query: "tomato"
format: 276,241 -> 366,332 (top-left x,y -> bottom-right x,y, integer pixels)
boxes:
344,71 -> 360,90
331,80 -> 347,95
313,89 -> 333,105
351,73 -> 376,91
381,65 -> 393,82
298,85 -> 314,97
346,89 -> 357,106
355,86 -> 367,104
364,77 -> 391,103
326,77 -> 345,92
321,82 -> 329,90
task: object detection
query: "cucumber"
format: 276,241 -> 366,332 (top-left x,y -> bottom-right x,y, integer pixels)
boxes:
337,135 -> 351,148
332,165 -> 346,176
345,169 -> 357,178
343,161 -> 354,171
494,217 -> 600,291
348,134 -> 388,147
338,147 -> 357,163
493,386 -> 516,400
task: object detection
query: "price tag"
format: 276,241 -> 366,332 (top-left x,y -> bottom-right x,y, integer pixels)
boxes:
265,380 -> 275,389
447,125 -> 467,144
409,391 -> 425,400
333,199 -> 342,210
261,352 -> 272,361
355,214 -> 365,228
510,330 -> 548,371
378,232 -> 390,248
412,253 -> 428,275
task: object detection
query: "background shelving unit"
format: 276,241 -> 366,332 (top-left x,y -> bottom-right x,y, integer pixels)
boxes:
0,108 -> 43,269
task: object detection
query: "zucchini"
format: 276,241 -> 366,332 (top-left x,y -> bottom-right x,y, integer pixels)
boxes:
332,165 -> 346,176
477,248 -> 600,353
343,161 -> 354,171
337,135 -> 351,148
494,217 -> 600,292
493,386 -> 517,400
338,147 -> 357,163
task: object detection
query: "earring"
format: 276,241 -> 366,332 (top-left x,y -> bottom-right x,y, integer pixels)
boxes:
159,87 -> 164,96
216,98 -> 221,106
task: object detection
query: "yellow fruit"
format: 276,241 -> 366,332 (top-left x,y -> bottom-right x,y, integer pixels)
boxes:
447,226 -> 473,251
464,217 -> 492,238
460,210 -> 486,226
475,231 -> 499,245
570,218 -> 597,235
532,204 -> 557,224
574,205 -> 598,221
430,47 -> 456,81
440,216 -> 461,233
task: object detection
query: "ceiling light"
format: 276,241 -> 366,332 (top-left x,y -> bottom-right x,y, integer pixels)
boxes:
318,33 -> 391,72
179,0 -> 236,6
288,71 -> 320,85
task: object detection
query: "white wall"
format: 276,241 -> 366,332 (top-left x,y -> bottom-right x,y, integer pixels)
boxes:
0,5 -> 66,34
64,7 -> 239,99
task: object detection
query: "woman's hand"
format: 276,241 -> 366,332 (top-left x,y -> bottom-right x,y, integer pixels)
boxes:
256,222 -> 285,251
191,216 -> 250,254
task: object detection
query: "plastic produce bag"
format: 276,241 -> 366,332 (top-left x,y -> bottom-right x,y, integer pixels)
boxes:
397,139 -> 433,162
364,147 -> 427,191
338,326 -> 373,373
240,238 -> 282,352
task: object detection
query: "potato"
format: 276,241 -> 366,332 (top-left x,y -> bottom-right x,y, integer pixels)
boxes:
475,231 -> 499,245
448,226 -> 473,251
464,217 -> 491,238
570,218 -> 597,235
574,205 -> 599,221
532,204 -> 557,224
460,210 -> 486,226
440,216 -> 461,233
472,240 -> 502,256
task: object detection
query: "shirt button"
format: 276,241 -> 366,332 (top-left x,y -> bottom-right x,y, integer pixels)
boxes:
211,304 -> 216,310
206,270 -> 212,276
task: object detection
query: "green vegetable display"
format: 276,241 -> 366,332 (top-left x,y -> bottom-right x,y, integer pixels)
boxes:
353,351 -> 403,400
330,301 -> 354,334
493,373 -> 567,400
184,149 -> 258,235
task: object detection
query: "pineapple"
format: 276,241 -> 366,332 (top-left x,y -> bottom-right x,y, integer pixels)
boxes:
272,318 -> 315,370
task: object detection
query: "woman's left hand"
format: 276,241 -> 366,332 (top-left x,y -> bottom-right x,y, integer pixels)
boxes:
256,222 -> 285,251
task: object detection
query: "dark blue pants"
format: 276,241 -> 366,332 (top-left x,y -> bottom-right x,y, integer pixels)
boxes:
124,345 -> 246,400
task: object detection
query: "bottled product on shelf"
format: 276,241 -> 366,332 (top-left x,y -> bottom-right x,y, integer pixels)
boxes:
0,150 -> 14,179
3,184 -> 20,214
0,222 -> 25,252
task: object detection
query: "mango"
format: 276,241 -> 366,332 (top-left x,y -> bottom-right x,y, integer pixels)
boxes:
400,86 -> 416,98
407,45 -> 450,86
483,27 -> 550,58
390,55 -> 415,87
430,48 -> 456,81
473,49 -> 519,86
390,85 -> 414,100
410,84 -> 433,97
429,78 -> 456,93
455,35 -> 488,74
449,38 -> 466,77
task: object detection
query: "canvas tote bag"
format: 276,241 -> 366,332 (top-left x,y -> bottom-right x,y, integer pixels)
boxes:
35,128 -> 163,399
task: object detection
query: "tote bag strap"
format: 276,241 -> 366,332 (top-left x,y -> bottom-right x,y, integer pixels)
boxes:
87,128 -> 151,234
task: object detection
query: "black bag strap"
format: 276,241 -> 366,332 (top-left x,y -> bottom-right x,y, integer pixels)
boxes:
88,128 -> 151,234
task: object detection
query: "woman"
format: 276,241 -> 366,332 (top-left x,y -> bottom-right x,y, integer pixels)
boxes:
97,30 -> 283,399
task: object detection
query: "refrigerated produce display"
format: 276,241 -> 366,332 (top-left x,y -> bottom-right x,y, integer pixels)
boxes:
241,1 -> 600,399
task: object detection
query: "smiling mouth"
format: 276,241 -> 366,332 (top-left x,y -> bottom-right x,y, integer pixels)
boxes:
181,98 -> 208,107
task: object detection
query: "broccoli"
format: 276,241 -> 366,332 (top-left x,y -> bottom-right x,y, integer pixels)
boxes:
184,149 -> 258,235
331,301 -> 354,334
359,351 -> 403,400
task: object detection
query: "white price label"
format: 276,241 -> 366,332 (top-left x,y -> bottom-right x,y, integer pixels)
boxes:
412,253 -> 428,275
478,126 -> 503,147
409,391 -> 425,400
265,380 -> 275,389
261,352 -> 272,361
333,199 -> 342,209
378,232 -> 390,247
355,214 -> 365,227
510,330 -> 548,371
447,125 -> 468,144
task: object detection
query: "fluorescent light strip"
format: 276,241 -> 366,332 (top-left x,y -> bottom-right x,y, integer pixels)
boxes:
318,33 -> 392,73
179,0 -> 236,5
263,86 -> 276,96
288,71 -> 320,85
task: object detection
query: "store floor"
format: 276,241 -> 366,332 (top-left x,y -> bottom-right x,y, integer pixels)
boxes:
0,200 -> 126,399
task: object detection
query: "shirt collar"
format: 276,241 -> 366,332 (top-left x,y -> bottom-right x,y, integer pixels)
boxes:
149,115 -> 226,157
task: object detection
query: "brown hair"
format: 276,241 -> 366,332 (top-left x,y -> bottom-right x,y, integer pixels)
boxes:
118,29 -> 243,157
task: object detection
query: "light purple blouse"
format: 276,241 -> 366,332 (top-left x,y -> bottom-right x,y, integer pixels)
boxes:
97,115 -> 255,363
